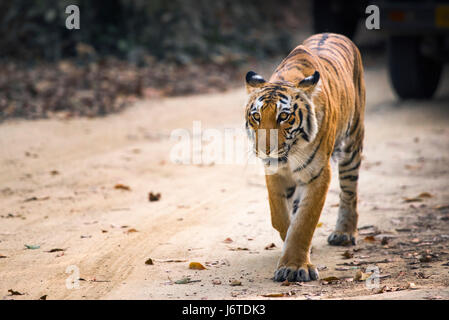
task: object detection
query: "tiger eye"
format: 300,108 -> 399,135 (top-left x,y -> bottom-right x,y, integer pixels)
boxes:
252,112 -> 261,121
279,112 -> 290,121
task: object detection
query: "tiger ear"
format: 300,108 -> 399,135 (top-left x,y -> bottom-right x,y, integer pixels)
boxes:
297,71 -> 320,90
245,71 -> 266,93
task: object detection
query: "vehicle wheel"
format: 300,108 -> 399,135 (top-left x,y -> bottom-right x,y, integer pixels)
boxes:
388,36 -> 442,99
312,0 -> 360,39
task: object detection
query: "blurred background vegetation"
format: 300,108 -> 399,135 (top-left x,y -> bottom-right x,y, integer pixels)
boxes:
1,0 -> 316,120
0,0 -> 307,63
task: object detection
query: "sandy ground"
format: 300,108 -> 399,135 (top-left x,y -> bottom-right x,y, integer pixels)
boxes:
1,64 -> 449,300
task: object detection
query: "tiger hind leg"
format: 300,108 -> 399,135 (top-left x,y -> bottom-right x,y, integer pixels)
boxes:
328,136 -> 363,246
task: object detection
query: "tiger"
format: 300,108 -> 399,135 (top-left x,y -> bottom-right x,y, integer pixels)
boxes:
244,33 -> 365,282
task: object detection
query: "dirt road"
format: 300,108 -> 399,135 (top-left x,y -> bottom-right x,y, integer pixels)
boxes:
1,66 -> 449,300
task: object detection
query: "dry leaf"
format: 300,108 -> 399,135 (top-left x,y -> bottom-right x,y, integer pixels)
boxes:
156,259 -> 187,263
434,204 -> 449,211
419,255 -> 432,263
24,244 -> 40,250
8,289 -> 24,296
39,295 -> 47,300
264,243 -> 276,250
46,248 -> 64,253
364,236 -> 376,243
335,267 -> 350,271
354,270 -> 370,281
174,277 -> 201,284
281,280 -> 291,286
0,254 -> 7,259
223,237 -> 233,243
126,228 -> 138,233
261,293 -> 286,297
342,250 -> 354,259
316,222 -> 324,227
404,164 -> 422,171
114,184 -> 131,191
407,282 -> 418,289
417,192 -> 433,198
229,247 -> 249,251
189,262 -> 206,270
322,276 -> 340,283
24,196 -> 49,202
148,192 -> 161,202
403,197 -> 423,203
230,280 -> 242,286
145,258 -> 154,265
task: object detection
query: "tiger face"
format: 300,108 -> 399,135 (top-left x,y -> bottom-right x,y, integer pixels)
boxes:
244,71 -> 320,167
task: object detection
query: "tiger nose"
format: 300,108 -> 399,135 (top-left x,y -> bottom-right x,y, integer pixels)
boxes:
256,129 -> 277,156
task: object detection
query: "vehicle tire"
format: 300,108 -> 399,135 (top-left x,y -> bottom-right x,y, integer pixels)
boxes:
312,0 -> 360,39
388,36 -> 442,99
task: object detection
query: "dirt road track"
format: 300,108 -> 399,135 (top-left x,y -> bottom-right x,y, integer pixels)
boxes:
1,66 -> 449,300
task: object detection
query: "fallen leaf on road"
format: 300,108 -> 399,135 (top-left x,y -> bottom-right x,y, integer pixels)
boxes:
148,192 -> 161,202
229,247 -> 249,251
114,184 -> 131,191
155,258 -> 187,263
46,248 -> 64,253
415,272 -> 430,279
261,293 -> 288,297
223,237 -> 233,243
335,267 -> 350,271
0,254 -> 7,258
24,196 -> 49,202
264,243 -> 276,250
434,204 -> 449,211
281,280 -> 291,286
126,228 -> 138,234
230,280 -> 242,286
39,295 -> 47,300
417,192 -> 433,198
175,277 -> 200,284
363,236 -> 376,243
8,289 -> 24,296
322,276 -> 340,283
403,197 -> 423,203
354,270 -> 370,281
189,262 -> 206,270
404,164 -> 422,171
395,228 -> 411,232
24,244 -> 40,250
403,192 -> 433,203
419,255 -> 433,263
316,222 -> 324,227
145,258 -> 154,265
407,282 -> 418,289
342,250 -> 354,259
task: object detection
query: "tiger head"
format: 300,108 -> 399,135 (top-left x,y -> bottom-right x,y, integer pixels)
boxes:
244,70 -> 320,167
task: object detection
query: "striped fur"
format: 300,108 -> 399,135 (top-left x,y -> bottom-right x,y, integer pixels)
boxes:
245,33 -> 365,282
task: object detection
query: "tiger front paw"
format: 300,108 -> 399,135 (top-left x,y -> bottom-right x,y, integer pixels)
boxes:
327,231 -> 356,246
273,263 -> 319,282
